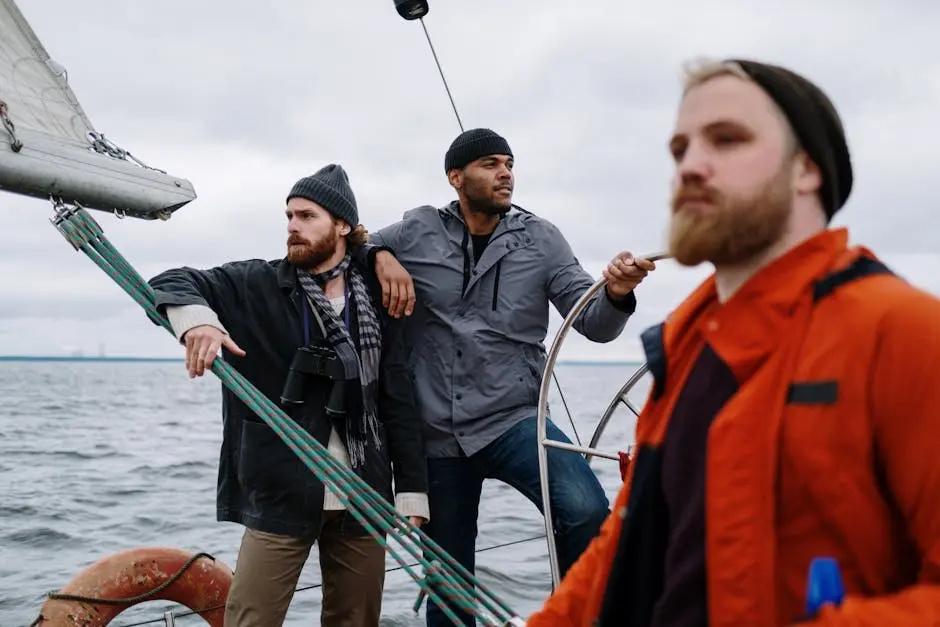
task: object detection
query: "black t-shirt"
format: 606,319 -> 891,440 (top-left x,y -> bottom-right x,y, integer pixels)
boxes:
471,232 -> 492,263
649,343 -> 739,627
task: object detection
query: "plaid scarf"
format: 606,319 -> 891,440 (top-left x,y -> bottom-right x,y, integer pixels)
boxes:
296,254 -> 383,470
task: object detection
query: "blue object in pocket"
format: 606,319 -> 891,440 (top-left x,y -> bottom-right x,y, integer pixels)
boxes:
805,557 -> 846,617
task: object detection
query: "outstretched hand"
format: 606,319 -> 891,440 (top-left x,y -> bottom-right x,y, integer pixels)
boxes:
602,251 -> 656,299
375,250 -> 416,318
182,324 -> 246,378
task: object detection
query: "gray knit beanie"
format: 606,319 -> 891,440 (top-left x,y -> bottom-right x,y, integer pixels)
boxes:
286,164 -> 359,227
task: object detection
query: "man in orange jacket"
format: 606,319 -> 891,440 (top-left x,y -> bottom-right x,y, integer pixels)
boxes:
524,57 -> 940,626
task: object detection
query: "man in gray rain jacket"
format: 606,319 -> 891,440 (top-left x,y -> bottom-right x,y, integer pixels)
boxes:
355,129 -> 655,627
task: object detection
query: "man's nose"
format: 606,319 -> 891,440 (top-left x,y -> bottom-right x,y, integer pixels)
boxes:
676,141 -> 713,181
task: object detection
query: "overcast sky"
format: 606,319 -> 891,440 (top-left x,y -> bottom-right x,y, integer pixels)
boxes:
1,0 -> 937,361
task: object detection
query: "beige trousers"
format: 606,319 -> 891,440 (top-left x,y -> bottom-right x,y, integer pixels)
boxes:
224,511 -> 386,627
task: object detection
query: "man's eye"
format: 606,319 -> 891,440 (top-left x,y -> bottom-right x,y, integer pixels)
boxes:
714,134 -> 743,146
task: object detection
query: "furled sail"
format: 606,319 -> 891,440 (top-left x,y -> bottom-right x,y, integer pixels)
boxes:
0,0 -> 196,219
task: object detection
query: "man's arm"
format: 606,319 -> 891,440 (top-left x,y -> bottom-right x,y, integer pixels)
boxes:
354,219 -> 416,318
544,224 -> 636,343
351,220 -> 408,268
148,263 -> 245,340
148,262 -> 253,377
806,287 -> 940,626
377,310 -> 429,522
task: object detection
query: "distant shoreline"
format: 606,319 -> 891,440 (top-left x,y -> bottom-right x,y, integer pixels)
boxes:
0,355 -> 183,362
0,355 -> 641,366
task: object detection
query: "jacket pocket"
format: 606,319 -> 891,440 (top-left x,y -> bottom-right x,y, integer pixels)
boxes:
520,343 -> 547,404
777,386 -> 895,587
364,438 -> 394,502
236,418 -> 321,501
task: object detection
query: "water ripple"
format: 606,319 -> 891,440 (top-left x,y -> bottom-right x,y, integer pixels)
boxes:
3,527 -> 74,547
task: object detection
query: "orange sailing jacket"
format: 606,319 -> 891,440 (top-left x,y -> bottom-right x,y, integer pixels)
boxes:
527,228 -> 940,626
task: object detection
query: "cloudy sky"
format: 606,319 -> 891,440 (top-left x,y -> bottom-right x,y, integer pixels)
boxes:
1,0 -> 937,362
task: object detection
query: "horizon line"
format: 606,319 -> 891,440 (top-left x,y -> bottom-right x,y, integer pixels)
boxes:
0,355 -> 644,366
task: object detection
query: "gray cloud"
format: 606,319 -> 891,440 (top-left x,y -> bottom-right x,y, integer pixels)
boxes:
1,0 -> 938,358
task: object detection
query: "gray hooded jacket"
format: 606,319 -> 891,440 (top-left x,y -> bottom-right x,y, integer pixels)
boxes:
359,202 -> 636,458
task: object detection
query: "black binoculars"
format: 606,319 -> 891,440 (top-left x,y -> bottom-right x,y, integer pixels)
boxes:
280,345 -> 348,418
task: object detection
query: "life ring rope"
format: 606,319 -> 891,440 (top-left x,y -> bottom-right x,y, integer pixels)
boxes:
29,550 -> 228,627
43,551 -> 217,606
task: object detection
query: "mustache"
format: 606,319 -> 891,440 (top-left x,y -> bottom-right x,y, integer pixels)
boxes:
672,182 -> 718,206
287,235 -> 308,246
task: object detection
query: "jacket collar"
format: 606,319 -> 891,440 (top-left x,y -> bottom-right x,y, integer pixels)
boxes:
276,254 -> 374,293
661,228 -> 854,383
277,257 -> 297,291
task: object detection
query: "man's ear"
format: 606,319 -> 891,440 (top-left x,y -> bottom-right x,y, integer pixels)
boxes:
793,151 -> 822,197
447,168 -> 463,190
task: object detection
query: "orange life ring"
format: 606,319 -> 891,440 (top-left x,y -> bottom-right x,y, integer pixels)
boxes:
31,546 -> 233,626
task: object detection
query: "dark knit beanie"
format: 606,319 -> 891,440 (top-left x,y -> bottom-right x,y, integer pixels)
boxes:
444,128 -> 513,172
286,163 -> 359,227
728,59 -> 853,221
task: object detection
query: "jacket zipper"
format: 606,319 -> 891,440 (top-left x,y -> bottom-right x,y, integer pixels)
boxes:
460,228 -> 470,295
459,219 -> 503,308
492,259 -> 502,310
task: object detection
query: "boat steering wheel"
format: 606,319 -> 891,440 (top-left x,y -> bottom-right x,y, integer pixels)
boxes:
536,253 -> 671,587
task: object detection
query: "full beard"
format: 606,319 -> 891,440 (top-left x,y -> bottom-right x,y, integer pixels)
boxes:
465,182 -> 512,215
668,168 -> 792,268
287,231 -> 340,270
472,203 -> 510,216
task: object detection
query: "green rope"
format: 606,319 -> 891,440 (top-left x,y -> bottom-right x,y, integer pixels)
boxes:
50,204 -> 523,627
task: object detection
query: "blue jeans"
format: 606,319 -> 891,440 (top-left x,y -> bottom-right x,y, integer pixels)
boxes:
423,416 -> 610,627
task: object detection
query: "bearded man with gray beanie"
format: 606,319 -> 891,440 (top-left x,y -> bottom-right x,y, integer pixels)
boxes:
353,128 -> 656,626
147,163 -> 428,627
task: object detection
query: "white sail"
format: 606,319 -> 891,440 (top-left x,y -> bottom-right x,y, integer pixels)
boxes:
0,0 -> 94,145
0,0 -> 196,219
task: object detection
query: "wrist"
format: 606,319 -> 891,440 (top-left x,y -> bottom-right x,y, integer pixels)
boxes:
369,245 -> 395,264
395,492 -> 430,521
369,246 -> 394,268
604,286 -> 637,313
605,284 -> 628,300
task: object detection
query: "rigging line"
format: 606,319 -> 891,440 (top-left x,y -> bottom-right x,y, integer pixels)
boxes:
419,17 -> 463,132
552,371 -> 582,446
